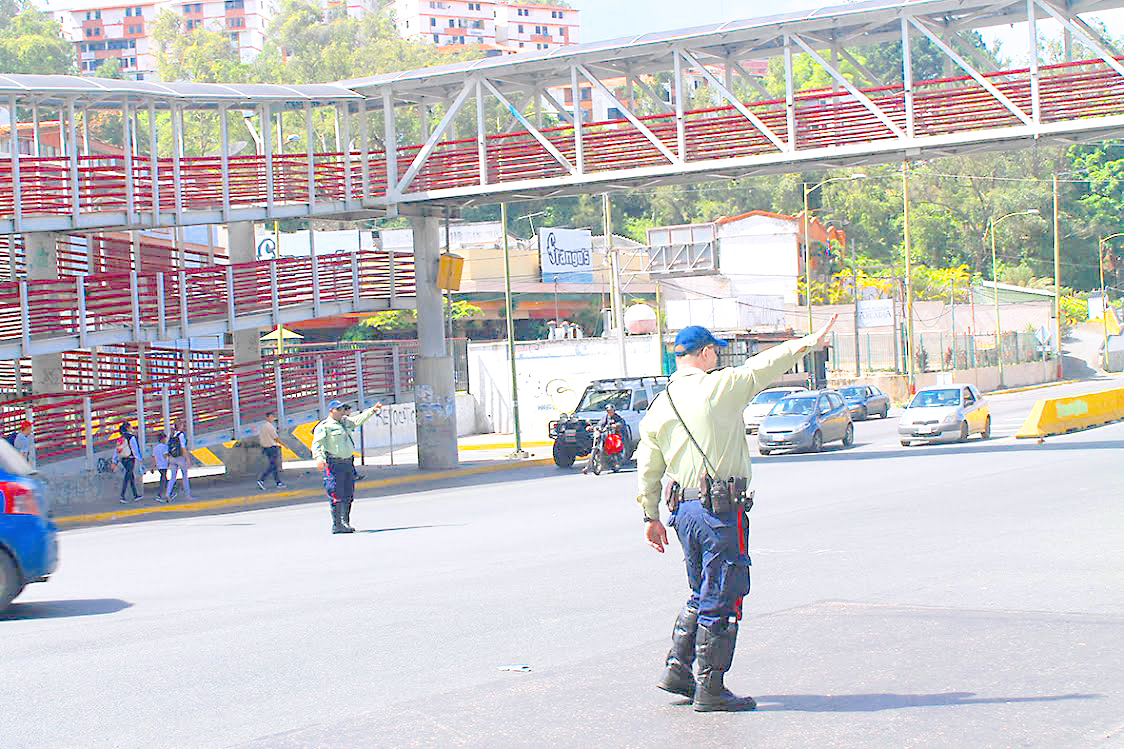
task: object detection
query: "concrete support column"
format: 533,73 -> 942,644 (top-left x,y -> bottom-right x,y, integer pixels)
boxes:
411,215 -> 457,469
24,233 -> 63,394
227,221 -> 260,365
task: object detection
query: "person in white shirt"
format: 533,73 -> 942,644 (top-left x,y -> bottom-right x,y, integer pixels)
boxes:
256,411 -> 286,490
150,437 -> 170,498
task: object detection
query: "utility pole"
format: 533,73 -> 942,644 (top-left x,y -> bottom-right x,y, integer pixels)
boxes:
902,161 -> 915,394
501,203 -> 526,457
1053,174 -> 1063,380
851,237 -> 860,376
891,276 -> 900,374
604,192 -> 627,377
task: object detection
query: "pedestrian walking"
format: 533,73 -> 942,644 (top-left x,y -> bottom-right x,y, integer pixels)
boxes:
312,399 -> 381,534
150,435 -> 170,498
113,423 -> 144,503
636,317 -> 837,712
161,419 -> 192,503
255,411 -> 286,491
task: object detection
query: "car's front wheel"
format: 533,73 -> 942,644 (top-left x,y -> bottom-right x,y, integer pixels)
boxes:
958,421 -> 970,442
900,440 -> 911,447
759,448 -> 771,456
842,423 -> 854,447
981,416 -> 991,439
880,405 -> 890,418
809,431 -> 823,453
0,551 -> 23,611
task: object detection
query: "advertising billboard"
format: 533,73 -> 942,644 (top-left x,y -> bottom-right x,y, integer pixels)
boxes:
539,228 -> 593,283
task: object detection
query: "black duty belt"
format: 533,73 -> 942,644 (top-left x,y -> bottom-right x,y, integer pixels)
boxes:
327,456 -> 354,463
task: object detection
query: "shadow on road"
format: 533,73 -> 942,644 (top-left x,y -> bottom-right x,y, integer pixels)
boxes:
0,598 -> 132,620
755,691 -> 1099,712
354,524 -> 464,534
755,439 -> 1122,464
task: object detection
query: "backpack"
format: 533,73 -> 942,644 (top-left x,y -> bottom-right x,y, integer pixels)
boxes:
167,431 -> 184,458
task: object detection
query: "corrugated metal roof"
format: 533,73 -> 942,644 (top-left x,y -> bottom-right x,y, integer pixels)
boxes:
0,74 -> 362,105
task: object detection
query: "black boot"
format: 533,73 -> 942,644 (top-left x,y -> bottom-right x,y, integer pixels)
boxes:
341,500 -> 355,532
657,605 -> 698,698
331,502 -> 352,534
693,619 -> 756,712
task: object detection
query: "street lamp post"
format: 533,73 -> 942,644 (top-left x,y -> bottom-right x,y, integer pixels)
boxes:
802,173 -> 867,334
986,209 -> 1040,387
1098,232 -> 1124,371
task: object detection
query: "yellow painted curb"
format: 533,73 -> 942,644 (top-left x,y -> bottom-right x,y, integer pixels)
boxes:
460,440 -> 553,451
54,457 -> 553,528
292,421 -> 316,450
988,379 -> 1079,396
222,439 -> 303,462
191,447 -> 224,466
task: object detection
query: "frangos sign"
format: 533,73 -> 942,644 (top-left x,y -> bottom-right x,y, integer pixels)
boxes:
539,228 -> 593,283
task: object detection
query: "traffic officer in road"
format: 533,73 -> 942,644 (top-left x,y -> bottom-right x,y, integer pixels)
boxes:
636,317 -> 836,711
312,399 -> 382,534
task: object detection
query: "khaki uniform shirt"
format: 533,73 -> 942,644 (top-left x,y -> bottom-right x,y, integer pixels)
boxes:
311,406 -> 380,461
635,334 -> 821,522
258,419 -> 279,448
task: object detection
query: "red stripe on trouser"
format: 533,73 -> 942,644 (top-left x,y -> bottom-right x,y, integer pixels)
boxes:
734,509 -> 746,621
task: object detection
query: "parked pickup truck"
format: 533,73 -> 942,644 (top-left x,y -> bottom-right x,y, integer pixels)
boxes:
548,375 -> 669,468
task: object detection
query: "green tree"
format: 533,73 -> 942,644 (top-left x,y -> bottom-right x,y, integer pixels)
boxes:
0,1 -> 76,74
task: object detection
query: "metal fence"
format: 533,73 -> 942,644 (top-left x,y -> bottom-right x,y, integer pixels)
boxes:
828,330 -> 1048,374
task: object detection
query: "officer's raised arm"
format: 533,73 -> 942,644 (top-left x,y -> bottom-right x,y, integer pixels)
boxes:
719,313 -> 838,403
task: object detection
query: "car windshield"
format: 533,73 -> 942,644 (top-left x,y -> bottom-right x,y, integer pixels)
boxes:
752,389 -> 793,404
910,389 -> 961,408
576,388 -> 631,413
770,397 -> 817,416
838,386 -> 866,398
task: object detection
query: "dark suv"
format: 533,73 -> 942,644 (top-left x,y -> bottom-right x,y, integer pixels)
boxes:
548,375 -> 668,468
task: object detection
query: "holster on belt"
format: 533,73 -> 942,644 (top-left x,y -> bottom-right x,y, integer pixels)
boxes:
699,472 -> 752,514
663,481 -> 683,513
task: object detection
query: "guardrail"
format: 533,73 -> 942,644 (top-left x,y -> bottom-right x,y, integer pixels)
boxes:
1015,387 -> 1124,439
0,248 -> 415,356
0,341 -> 425,468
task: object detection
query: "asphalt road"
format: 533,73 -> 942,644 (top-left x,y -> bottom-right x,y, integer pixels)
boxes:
3,377 -> 1123,749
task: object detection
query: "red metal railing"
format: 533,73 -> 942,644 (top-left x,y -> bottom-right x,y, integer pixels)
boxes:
0,248 -> 415,351
0,341 -> 423,466
1,57 -> 1120,221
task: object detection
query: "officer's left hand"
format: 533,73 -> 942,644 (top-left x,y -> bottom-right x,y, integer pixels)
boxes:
644,520 -> 668,553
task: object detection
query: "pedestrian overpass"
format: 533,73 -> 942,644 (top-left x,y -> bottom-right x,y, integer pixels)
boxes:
2,0 -> 1123,472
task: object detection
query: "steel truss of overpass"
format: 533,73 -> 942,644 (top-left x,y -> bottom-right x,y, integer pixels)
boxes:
1,0 -> 1123,235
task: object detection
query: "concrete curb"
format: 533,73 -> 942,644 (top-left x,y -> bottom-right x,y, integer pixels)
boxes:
54,457 -> 554,528
986,379 -> 1080,396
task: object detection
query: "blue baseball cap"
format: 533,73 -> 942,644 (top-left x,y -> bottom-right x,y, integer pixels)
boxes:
673,325 -> 727,356
327,400 -> 351,411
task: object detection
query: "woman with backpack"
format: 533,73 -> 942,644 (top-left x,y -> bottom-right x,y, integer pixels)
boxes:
113,423 -> 143,504
160,419 -> 192,503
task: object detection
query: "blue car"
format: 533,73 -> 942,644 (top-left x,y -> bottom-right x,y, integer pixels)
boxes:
0,441 -> 58,610
837,384 -> 891,420
756,390 -> 854,455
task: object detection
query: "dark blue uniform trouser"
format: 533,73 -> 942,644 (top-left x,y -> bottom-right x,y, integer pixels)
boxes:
323,457 -> 355,505
668,499 -> 751,628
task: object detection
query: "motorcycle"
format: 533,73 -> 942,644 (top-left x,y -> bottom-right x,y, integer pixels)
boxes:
587,422 -> 625,475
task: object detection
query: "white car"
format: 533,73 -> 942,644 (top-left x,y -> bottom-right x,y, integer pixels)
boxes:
743,386 -> 808,433
898,384 -> 991,446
